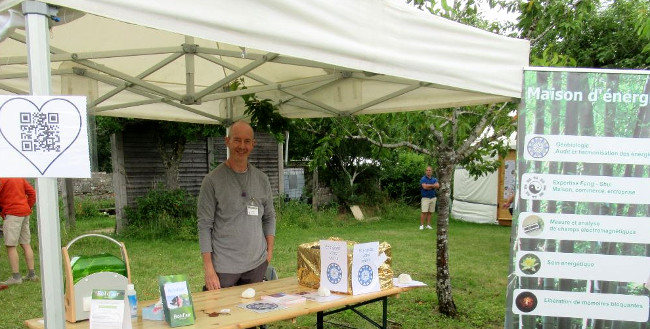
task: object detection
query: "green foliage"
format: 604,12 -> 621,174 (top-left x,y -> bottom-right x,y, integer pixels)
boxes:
552,0 -> 650,69
290,118 -> 390,206
507,0 -> 650,69
92,117 -> 114,172
243,94 -> 290,142
225,79 -> 290,142
351,106 -> 515,179
123,186 -> 197,240
291,104 -> 515,208
325,168 -> 387,207
74,197 -> 114,218
379,150 -> 430,204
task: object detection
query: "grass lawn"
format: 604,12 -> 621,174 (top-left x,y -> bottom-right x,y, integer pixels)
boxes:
0,203 -> 512,329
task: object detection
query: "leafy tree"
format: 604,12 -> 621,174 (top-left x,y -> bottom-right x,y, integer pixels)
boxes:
243,94 -> 290,142
290,118 -> 386,206
499,0 -> 650,68
379,149 -> 431,204
307,104 -> 516,316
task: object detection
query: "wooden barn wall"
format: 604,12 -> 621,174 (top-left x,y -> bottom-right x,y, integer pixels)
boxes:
211,132 -> 280,196
121,127 -> 279,207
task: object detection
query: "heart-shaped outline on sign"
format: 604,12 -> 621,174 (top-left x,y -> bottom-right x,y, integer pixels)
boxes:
0,97 -> 82,175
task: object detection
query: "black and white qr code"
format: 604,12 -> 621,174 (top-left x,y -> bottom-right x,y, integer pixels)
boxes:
19,112 -> 61,152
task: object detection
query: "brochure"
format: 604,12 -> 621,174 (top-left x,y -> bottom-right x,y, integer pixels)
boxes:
158,274 -> 196,327
89,289 -> 131,329
260,292 -> 307,305
295,291 -> 345,303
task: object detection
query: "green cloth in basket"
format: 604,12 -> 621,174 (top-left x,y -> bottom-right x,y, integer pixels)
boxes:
70,253 -> 127,284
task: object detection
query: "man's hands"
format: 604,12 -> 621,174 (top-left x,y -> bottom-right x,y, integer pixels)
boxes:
421,182 -> 440,190
204,268 -> 221,290
266,235 -> 275,263
202,252 -> 221,290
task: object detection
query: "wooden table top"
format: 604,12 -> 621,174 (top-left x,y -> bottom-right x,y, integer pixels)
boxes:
25,277 -> 418,329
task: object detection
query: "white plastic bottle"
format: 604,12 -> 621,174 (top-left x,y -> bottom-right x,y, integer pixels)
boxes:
126,283 -> 138,319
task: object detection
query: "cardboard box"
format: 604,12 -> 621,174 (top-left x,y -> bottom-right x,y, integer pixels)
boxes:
297,238 -> 393,293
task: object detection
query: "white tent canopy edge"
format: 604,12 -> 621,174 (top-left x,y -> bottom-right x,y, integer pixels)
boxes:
1,0 -> 530,124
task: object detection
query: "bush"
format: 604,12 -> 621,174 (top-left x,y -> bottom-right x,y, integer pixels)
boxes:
75,198 -> 114,218
379,150 -> 431,204
123,186 -> 197,240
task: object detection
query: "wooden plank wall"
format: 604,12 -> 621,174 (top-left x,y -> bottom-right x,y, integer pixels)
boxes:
210,133 -> 280,196
120,127 -> 279,207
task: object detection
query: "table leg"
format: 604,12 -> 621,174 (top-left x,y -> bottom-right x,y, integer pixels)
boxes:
382,296 -> 387,328
317,311 -> 324,329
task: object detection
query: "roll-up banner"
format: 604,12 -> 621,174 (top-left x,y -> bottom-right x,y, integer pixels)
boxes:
505,68 -> 650,328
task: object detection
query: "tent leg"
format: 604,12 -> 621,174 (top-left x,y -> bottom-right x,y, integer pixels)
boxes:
23,2 -> 66,328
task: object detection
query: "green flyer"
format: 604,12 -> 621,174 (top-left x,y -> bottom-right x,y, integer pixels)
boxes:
158,274 -> 195,327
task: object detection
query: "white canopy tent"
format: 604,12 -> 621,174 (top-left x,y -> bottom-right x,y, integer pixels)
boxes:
1,0 -> 529,123
451,167 -> 500,224
451,132 -> 517,224
0,1 -> 529,327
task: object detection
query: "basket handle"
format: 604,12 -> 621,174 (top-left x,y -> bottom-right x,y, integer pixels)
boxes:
65,233 -> 123,250
62,233 -> 132,283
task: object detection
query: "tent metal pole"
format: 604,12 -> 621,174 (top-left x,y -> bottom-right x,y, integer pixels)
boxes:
89,52 -> 183,107
201,73 -> 342,102
185,36 -> 195,97
22,2 -> 66,329
194,52 -> 278,100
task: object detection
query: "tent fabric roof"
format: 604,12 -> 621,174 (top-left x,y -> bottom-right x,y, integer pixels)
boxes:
0,0 -> 530,124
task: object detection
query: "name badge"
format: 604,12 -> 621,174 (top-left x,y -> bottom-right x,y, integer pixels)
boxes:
247,205 -> 259,216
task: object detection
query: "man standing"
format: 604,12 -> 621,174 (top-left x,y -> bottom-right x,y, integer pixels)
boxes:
0,178 -> 38,285
198,121 -> 276,291
419,166 -> 439,230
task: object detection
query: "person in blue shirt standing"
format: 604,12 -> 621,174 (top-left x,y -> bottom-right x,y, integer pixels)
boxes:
419,166 -> 439,230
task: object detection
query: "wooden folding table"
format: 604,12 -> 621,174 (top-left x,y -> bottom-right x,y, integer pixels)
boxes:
25,277 -> 421,329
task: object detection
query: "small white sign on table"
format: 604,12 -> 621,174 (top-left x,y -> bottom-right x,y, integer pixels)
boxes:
89,289 -> 131,329
320,240 -> 348,293
352,241 -> 380,295
0,95 -> 90,178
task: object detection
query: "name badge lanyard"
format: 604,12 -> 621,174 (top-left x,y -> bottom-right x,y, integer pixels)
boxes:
229,166 -> 258,215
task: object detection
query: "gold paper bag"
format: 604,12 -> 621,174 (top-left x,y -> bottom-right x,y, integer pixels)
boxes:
297,238 -> 394,293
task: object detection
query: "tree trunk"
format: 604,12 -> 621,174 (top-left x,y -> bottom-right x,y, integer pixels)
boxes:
156,137 -> 185,190
111,132 -> 127,234
61,178 -> 76,230
434,154 -> 458,317
165,160 -> 181,190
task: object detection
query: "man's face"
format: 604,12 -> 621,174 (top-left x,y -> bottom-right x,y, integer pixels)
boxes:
425,167 -> 432,177
226,123 -> 255,161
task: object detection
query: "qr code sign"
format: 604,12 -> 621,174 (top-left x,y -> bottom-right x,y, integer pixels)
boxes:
19,112 -> 61,152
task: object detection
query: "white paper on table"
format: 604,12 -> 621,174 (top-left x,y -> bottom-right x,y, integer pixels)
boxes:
295,291 -> 346,303
89,293 -> 131,329
352,242 -> 380,295
320,240 -> 348,293
392,278 -> 428,287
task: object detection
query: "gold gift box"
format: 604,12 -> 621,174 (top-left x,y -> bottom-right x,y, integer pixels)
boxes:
297,238 -> 394,293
